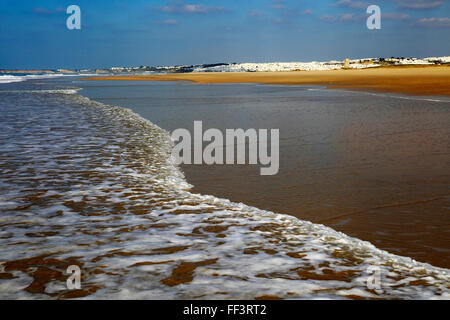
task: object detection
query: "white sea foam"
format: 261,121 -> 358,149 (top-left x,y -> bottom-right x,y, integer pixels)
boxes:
0,75 -> 24,84
0,73 -> 96,84
0,90 -> 448,299
0,89 -> 81,95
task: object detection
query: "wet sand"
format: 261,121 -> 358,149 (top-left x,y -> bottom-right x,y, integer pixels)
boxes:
81,71 -> 450,268
4,86 -> 449,299
84,65 -> 450,97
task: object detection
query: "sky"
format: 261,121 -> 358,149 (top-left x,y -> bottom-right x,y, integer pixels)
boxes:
0,0 -> 449,69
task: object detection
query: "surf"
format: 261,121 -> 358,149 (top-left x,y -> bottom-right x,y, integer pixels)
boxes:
0,88 -> 448,299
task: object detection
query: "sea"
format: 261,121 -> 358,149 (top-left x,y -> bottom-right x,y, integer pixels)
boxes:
0,74 -> 449,299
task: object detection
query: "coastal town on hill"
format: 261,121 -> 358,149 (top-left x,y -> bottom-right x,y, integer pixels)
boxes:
1,56 -> 449,75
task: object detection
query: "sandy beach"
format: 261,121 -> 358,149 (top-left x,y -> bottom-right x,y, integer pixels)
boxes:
2,77 -> 449,300
4,0 -> 450,304
84,65 -> 450,97
78,76 -> 450,268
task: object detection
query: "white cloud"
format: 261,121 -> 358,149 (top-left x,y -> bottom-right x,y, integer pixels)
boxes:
249,9 -> 265,17
154,3 -> 226,14
414,17 -> 450,27
154,19 -> 179,25
394,0 -> 446,10
321,13 -> 364,23
332,0 -> 367,9
382,13 -> 411,20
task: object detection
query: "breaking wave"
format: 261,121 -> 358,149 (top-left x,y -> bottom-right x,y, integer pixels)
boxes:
0,74 -> 96,84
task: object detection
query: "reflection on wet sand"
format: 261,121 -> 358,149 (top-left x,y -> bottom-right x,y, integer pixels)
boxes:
0,87 -> 449,299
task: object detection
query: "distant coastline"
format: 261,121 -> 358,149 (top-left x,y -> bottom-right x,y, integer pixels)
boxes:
83,65 -> 450,97
4,56 -> 449,76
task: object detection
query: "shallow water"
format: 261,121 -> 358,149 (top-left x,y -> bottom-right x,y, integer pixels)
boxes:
80,80 -> 450,269
0,79 -> 449,299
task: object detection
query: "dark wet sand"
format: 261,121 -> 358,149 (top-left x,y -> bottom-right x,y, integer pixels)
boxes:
81,77 -> 450,269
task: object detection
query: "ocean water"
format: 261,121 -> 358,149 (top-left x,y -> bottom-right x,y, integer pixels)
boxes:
0,77 -> 449,299
80,79 -> 450,269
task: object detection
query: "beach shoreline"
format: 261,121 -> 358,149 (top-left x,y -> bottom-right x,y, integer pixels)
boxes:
1,75 -> 448,299
83,65 -> 450,97
77,75 -> 450,269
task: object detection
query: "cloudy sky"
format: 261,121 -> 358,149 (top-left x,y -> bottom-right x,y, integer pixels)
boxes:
0,0 -> 449,69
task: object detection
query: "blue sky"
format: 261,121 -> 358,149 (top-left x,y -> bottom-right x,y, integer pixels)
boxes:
0,0 -> 449,69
